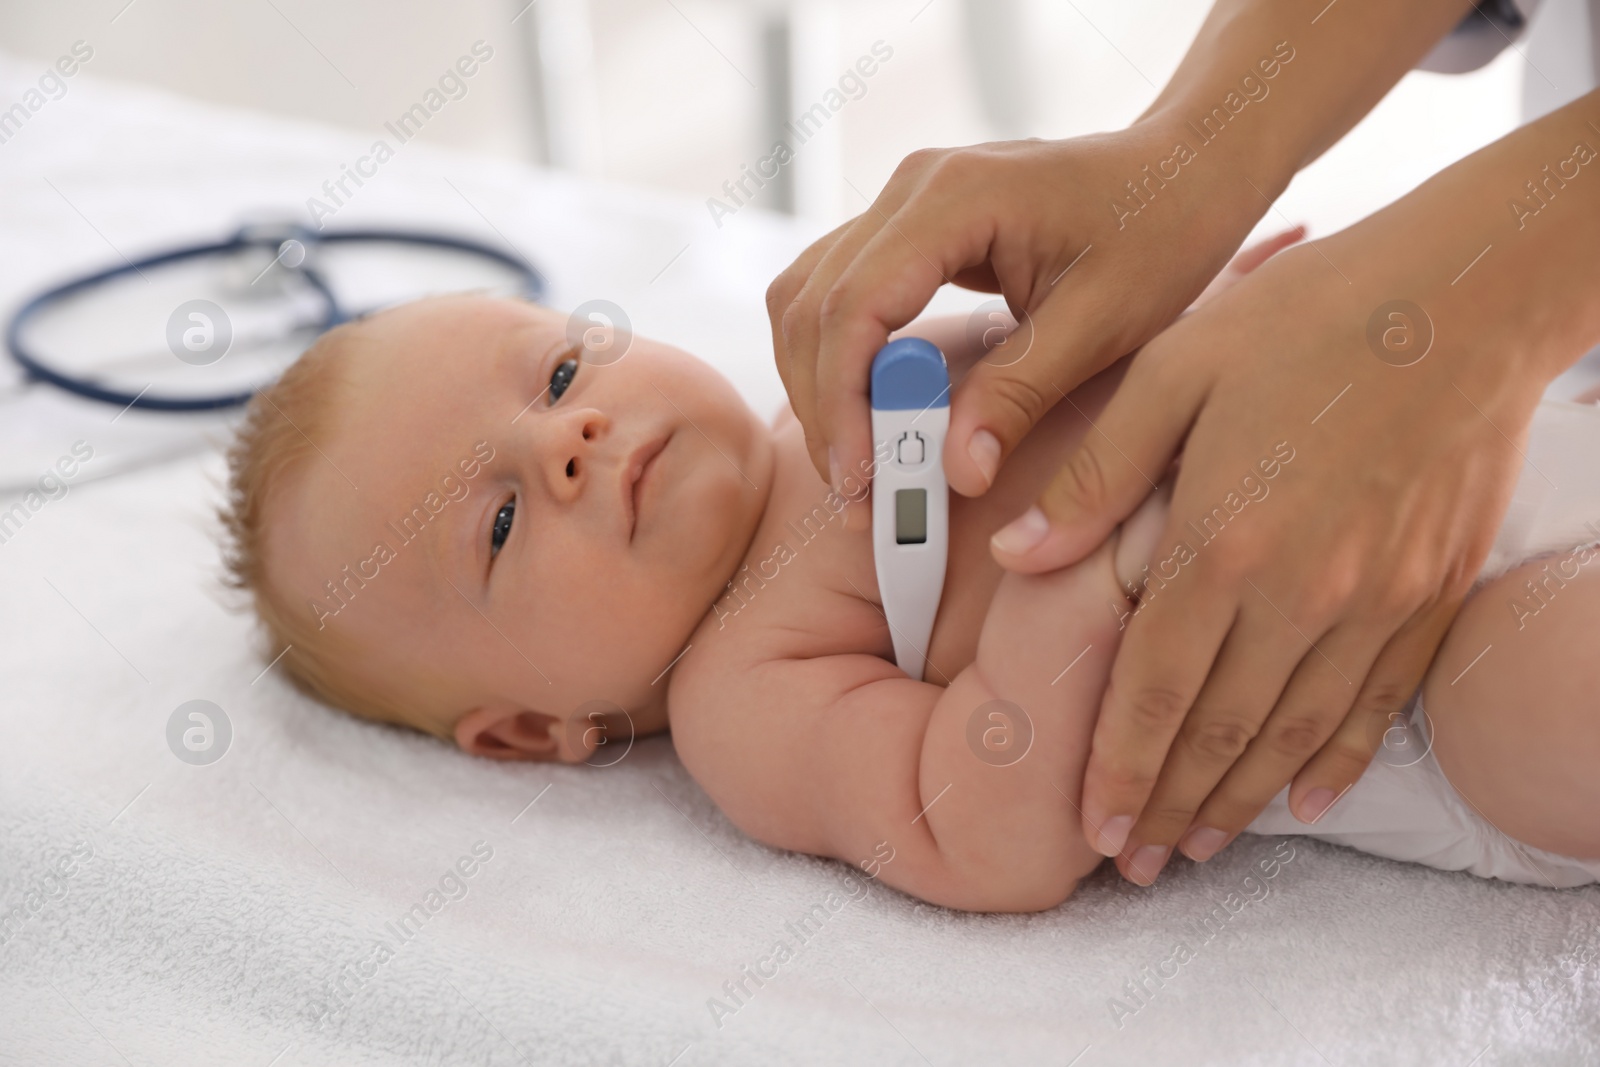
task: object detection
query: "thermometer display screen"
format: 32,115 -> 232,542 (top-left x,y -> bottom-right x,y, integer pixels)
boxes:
894,488 -> 927,544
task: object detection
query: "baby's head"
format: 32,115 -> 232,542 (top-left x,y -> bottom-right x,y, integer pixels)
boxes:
220,295 -> 772,761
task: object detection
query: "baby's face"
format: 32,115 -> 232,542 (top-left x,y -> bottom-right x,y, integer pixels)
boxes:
268,296 -> 773,760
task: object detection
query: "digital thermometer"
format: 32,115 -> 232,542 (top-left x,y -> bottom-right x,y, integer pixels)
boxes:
870,337 -> 950,682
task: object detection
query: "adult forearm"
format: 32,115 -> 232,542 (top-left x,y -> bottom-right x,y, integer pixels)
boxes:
1326,87 -> 1600,385
1136,0 -> 1477,200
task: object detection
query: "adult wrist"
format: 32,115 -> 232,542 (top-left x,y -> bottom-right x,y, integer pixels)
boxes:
1368,90 -> 1600,387
1133,27 -> 1312,200
1123,106 -> 1287,256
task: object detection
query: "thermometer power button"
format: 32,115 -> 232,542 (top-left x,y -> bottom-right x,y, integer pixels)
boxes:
895,430 -> 927,468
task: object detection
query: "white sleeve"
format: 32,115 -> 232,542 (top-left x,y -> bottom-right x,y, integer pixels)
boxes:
1415,0 -> 1544,73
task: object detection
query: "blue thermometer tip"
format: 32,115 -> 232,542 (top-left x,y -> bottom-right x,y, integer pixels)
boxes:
871,337 -> 950,411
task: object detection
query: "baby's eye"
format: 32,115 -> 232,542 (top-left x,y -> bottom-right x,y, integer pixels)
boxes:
490,499 -> 515,558
550,357 -> 578,403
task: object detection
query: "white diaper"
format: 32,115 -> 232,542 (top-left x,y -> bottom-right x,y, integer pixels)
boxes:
1243,398 -> 1600,887
1245,699 -> 1600,887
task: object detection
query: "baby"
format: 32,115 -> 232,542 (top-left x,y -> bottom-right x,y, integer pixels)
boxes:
221,270 -> 1600,912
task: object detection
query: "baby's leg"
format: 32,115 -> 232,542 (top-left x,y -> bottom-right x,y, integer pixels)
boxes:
1421,549 -> 1600,859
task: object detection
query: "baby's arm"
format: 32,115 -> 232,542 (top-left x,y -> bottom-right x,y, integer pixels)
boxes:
676,542 -> 1124,911
675,485 -> 1174,912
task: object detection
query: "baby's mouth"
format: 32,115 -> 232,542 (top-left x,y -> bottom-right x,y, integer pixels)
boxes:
626,430 -> 671,541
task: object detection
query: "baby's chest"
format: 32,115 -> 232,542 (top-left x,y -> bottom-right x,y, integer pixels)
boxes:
696,405 -> 1088,683
696,441 -> 888,662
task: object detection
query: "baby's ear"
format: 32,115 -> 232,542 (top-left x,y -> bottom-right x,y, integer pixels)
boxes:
454,703 -> 562,761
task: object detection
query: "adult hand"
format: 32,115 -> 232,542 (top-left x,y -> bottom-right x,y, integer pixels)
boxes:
766,124 -> 1271,500
766,0 -> 1486,501
990,197 -> 1554,885
763,0 -> 1549,889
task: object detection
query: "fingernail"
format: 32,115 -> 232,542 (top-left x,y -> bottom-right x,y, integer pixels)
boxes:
1180,826 -> 1229,863
1092,814 -> 1133,858
991,505 -> 1049,556
967,429 -> 1001,489
828,447 -> 843,495
1298,787 -> 1338,824
1128,844 -> 1170,885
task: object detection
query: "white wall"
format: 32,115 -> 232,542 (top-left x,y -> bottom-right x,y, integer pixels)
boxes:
0,0 -> 1533,242
0,0 -> 544,159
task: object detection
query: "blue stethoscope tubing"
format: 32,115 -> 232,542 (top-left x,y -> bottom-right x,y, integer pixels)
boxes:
4,223 -> 548,413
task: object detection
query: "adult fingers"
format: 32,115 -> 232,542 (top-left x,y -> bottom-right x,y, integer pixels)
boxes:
1169,618 -> 1381,863
941,247 -> 1102,498
1078,551 -> 1241,860
989,332 -> 1209,575
948,261 -> 1003,292
767,217 -> 855,423
776,149 -> 952,488
1288,599 -> 1460,819
810,184 -> 1001,495
1175,599 -> 1452,861
1109,608 -> 1320,884
771,215 -> 894,484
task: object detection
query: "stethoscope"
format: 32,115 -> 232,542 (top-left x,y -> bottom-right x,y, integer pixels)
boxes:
4,220 -> 548,413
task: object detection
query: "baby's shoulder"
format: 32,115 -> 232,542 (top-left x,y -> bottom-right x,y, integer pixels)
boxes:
669,458 -> 888,726
668,543 -> 886,716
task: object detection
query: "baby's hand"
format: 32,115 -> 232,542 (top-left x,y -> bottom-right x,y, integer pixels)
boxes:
1189,226 -> 1305,310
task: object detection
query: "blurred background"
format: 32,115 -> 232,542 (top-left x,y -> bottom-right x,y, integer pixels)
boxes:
3,0 -> 1587,243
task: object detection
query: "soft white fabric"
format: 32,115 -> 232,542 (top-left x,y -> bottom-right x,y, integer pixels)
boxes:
1248,702 -> 1600,887
3,57 -> 1600,1067
1245,400 -> 1600,887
